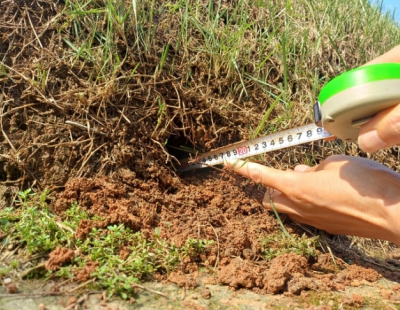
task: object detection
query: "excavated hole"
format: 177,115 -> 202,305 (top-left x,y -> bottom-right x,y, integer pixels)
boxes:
18,123 -> 27,131
165,134 -> 194,161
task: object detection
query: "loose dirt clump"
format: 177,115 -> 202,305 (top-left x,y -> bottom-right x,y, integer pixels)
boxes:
56,174 -> 277,277
343,294 -> 364,307
55,171 -> 274,254
217,258 -> 263,289
56,177 -> 148,240
311,253 -> 345,273
167,270 -> 198,289
45,247 -> 75,271
335,264 -> 380,286
216,252 -> 384,296
6,283 -> 18,294
1,0 -> 400,303
74,261 -> 99,283
266,253 -> 309,294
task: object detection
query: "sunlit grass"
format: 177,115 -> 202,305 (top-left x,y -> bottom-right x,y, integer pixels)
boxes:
58,0 -> 400,140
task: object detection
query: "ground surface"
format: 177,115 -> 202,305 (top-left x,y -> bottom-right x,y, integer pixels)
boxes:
1,277 -> 400,309
1,0 -> 400,309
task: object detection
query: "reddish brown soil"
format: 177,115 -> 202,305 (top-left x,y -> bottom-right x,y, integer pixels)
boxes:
215,253 -> 380,295
45,247 -> 75,271
6,283 -> 18,294
48,175 -> 395,295
74,261 -> 99,283
1,0 -> 400,299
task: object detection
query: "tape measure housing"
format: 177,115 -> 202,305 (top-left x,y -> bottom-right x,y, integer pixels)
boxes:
317,63 -> 400,141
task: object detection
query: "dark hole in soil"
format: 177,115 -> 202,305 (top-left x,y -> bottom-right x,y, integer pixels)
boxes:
6,163 -> 21,181
307,254 -> 317,266
0,166 -> 6,182
165,134 -> 194,160
18,123 -> 27,131
165,134 -> 215,173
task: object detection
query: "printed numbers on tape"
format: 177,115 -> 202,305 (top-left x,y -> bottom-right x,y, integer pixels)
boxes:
178,124 -> 333,172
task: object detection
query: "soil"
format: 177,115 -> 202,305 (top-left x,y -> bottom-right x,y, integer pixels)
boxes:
45,247 -> 75,271
1,0 -> 400,308
1,277 -> 400,309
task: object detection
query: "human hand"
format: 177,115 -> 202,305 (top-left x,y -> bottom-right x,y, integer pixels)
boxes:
358,44 -> 400,152
226,155 -> 400,245
358,105 -> 400,152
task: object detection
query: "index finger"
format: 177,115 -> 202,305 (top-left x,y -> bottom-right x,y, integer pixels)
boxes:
225,159 -> 295,193
358,104 -> 400,152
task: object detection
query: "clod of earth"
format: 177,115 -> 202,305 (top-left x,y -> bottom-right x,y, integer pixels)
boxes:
0,0 -> 400,305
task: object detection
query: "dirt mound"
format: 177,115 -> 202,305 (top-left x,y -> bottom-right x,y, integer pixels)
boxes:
55,173 -> 274,264
50,176 -> 392,295
1,0 -> 400,299
216,253 -> 382,295
45,247 -> 75,271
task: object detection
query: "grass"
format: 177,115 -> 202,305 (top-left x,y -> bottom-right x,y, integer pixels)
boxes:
0,190 -> 214,299
56,0 -> 400,141
2,0 -> 399,160
1,0 -> 400,302
261,232 -> 319,261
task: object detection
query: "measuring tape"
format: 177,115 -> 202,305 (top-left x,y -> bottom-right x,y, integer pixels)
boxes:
178,63 -> 400,172
178,124 -> 332,172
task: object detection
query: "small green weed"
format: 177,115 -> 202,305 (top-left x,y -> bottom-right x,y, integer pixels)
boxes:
63,201 -> 89,230
0,189 -> 215,299
181,238 -> 215,258
0,207 -> 17,235
16,206 -> 70,253
15,188 -> 36,206
261,232 -> 319,261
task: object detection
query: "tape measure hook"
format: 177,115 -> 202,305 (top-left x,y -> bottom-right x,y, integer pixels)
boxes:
313,101 -> 322,127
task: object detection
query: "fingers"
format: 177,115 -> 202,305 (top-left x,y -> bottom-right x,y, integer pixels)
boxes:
358,104 -> 400,152
263,191 -> 328,229
225,159 -> 295,192
359,44 -> 400,153
323,136 -> 336,142
263,190 -> 299,215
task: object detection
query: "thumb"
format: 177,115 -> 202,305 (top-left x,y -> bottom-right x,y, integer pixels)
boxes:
358,104 -> 400,152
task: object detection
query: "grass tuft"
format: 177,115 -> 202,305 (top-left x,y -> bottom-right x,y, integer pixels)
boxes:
261,232 -> 319,261
0,189 -> 214,299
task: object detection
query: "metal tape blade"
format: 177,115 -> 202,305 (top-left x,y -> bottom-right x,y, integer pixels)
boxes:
178,123 -> 333,172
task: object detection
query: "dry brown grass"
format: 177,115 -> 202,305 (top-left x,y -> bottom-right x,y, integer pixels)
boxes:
0,0 -> 399,270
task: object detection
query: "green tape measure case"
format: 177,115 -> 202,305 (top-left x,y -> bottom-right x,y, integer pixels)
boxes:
314,63 -> 400,141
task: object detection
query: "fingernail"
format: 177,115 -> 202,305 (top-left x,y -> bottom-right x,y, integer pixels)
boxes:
358,130 -> 387,152
294,164 -> 310,172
